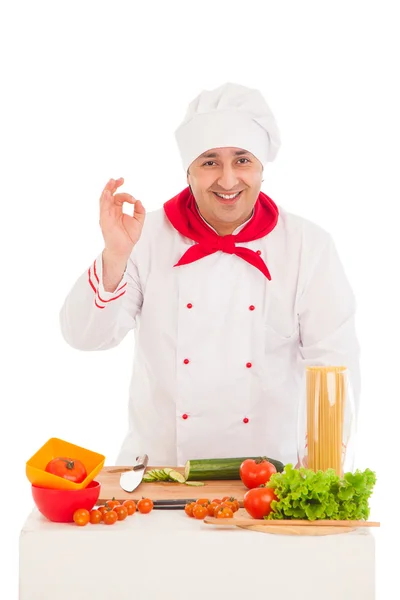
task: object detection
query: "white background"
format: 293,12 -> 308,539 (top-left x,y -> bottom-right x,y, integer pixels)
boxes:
1,1 -> 399,597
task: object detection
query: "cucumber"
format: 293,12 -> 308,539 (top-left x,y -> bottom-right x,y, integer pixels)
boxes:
168,470 -> 186,483
184,456 -> 285,481
185,481 -> 205,486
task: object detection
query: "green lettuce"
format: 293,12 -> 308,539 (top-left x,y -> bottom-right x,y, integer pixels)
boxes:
265,463 -> 377,521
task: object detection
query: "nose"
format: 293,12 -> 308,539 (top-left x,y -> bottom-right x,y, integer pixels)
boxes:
217,165 -> 240,190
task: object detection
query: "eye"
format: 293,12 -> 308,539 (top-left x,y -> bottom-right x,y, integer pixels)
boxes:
202,161 -> 217,167
238,158 -> 250,164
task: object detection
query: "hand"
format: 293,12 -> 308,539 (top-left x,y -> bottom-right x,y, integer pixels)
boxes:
99,177 -> 146,261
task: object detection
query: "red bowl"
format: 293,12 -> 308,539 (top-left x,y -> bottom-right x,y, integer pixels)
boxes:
32,480 -> 101,522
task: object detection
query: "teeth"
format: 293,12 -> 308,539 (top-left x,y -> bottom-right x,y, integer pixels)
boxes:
215,192 -> 241,200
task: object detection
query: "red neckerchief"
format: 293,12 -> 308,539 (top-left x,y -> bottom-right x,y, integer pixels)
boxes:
163,187 -> 279,280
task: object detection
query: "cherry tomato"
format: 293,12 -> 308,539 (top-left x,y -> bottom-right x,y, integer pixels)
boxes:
137,498 -> 154,514
243,486 -> 277,519
212,498 -> 222,504
215,506 -> 234,519
195,498 -> 210,507
239,458 -> 277,489
113,505 -> 128,521
89,509 -> 102,524
207,501 -> 220,516
97,506 -> 108,518
45,457 -> 87,483
185,502 -> 197,517
103,510 -> 118,525
105,498 -> 121,510
192,504 -> 208,520
122,500 -> 136,515
73,508 -> 90,526
221,497 -> 239,512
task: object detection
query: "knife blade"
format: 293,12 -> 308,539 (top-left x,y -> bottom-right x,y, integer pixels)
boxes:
119,454 -> 149,492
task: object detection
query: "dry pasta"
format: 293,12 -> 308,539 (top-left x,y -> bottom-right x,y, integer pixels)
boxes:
306,366 -> 347,476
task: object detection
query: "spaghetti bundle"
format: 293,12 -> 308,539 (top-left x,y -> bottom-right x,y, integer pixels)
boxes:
306,366 -> 347,476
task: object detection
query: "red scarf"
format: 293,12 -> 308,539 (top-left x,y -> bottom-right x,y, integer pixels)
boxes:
163,187 -> 279,280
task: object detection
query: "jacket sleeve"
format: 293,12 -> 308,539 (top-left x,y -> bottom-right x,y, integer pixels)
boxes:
59,251 -> 143,351
297,233 -> 361,422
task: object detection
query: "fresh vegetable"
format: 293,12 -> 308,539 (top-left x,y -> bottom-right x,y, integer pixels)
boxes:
89,509 -> 102,524
220,497 -> 240,512
105,497 -> 120,510
207,501 -> 220,516
185,502 -> 197,517
103,510 -> 118,525
97,505 -> 108,518
143,468 -> 187,484
122,500 -> 136,515
114,505 -> 128,521
184,456 -> 284,481
73,508 -> 90,526
265,464 -> 377,521
243,486 -> 277,519
45,457 -> 87,483
239,458 -> 277,489
192,504 -> 208,519
215,506 -> 234,519
137,498 -> 154,514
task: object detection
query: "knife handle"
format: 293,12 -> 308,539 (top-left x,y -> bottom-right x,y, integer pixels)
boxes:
133,454 -> 149,471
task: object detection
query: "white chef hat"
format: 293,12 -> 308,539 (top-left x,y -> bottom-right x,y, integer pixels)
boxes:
175,82 -> 281,172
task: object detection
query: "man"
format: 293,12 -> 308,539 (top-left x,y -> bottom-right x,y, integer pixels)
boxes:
60,82 -> 360,467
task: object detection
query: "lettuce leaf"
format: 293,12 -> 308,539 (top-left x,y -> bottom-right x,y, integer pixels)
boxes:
265,464 -> 377,521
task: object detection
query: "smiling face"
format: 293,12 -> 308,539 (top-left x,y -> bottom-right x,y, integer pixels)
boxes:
187,147 -> 263,236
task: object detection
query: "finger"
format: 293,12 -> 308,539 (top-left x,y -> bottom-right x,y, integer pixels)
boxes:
133,199 -> 146,224
113,192 -> 138,207
102,177 -> 124,196
100,188 -> 115,212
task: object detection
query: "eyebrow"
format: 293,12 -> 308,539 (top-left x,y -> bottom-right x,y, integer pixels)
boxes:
199,150 -> 250,159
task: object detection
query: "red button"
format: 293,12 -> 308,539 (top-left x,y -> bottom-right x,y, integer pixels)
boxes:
187,303 -> 193,309
256,250 -> 261,255
249,305 -> 255,311
183,358 -> 190,364
182,413 -> 188,420
246,362 -> 252,368
243,417 -> 249,424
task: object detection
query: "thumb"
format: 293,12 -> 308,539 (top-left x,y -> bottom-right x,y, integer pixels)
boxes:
133,199 -> 146,225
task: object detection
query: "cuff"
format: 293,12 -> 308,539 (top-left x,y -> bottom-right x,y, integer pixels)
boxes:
87,254 -> 127,309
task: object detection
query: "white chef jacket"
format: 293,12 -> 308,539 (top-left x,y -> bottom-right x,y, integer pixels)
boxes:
59,203 -> 360,467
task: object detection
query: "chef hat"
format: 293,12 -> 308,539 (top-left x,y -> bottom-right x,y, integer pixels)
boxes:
175,82 -> 281,172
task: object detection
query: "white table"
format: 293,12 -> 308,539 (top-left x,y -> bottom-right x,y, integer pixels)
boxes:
19,507 -> 376,600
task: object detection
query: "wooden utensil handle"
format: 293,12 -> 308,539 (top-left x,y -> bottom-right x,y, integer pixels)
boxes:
204,517 -> 380,527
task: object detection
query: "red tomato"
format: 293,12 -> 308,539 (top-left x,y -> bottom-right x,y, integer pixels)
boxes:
122,500 -> 136,515
89,509 -> 102,524
45,457 -> 87,483
137,498 -> 154,514
103,510 -> 118,525
243,487 -> 277,519
192,504 -> 208,520
207,502 -> 220,517
114,505 -> 128,521
105,498 -> 121,510
185,502 -> 197,517
73,508 -> 90,526
215,506 -> 234,519
239,458 -> 277,489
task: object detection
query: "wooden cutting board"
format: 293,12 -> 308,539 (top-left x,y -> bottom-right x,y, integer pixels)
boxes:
96,466 -> 247,504
204,510 -> 381,536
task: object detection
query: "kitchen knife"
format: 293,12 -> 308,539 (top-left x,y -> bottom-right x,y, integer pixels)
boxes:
153,499 -> 197,510
119,454 -> 149,493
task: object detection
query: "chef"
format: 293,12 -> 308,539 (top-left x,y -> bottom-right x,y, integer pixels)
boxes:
60,82 -> 360,468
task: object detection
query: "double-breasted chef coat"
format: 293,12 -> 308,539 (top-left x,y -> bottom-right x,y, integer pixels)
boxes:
60,203 -> 360,467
